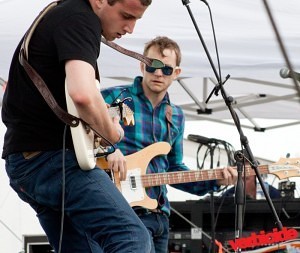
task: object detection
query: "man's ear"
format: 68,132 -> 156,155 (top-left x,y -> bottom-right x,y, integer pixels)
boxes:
140,62 -> 145,74
95,0 -> 104,9
173,67 -> 182,79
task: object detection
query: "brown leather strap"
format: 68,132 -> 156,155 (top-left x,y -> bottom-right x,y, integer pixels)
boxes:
101,37 -> 153,66
20,1 -> 59,60
165,104 -> 172,141
19,50 -> 80,127
18,1 -> 80,127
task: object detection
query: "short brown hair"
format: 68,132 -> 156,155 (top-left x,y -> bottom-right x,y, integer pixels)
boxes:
143,36 -> 182,66
107,0 -> 152,6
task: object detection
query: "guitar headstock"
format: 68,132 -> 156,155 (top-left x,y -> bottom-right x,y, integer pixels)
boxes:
269,158 -> 300,180
108,103 -> 135,126
120,104 -> 135,126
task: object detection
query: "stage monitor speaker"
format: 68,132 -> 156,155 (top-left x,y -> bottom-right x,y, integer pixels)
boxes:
23,235 -> 53,253
168,207 -> 203,253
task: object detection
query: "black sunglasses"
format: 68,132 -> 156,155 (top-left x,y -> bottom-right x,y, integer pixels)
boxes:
145,59 -> 174,76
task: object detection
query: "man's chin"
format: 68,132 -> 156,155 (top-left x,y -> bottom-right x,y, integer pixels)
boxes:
102,34 -> 116,42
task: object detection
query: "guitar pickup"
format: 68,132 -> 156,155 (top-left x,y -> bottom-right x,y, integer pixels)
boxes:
130,176 -> 137,190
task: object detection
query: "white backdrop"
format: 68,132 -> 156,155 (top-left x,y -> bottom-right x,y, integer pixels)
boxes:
1,0 -> 300,78
1,0 -> 300,252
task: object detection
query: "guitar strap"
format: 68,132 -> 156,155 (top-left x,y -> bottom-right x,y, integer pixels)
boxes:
18,0 -> 80,127
165,104 -> 173,142
101,37 -> 153,66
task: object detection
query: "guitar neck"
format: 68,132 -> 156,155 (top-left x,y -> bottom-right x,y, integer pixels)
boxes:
141,165 -> 270,188
96,141 -> 300,189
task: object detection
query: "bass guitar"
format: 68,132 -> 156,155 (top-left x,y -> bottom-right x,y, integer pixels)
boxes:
97,142 -> 300,209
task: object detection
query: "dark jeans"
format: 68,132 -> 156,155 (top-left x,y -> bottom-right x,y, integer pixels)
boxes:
5,150 -> 150,253
136,211 -> 169,253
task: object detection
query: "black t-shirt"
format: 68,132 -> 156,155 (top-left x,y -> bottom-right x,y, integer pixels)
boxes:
2,0 -> 102,158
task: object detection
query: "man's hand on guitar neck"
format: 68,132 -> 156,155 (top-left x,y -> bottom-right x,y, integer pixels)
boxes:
216,167 -> 238,186
106,148 -> 127,181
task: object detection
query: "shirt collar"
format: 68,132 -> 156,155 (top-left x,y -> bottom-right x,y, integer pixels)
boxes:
132,76 -> 171,105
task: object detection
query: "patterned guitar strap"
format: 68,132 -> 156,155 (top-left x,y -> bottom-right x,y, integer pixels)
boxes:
165,104 -> 173,142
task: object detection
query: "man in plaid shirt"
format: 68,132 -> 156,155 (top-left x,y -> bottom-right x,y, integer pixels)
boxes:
101,36 -> 237,253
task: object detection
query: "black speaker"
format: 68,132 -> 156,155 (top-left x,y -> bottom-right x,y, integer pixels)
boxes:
23,235 -> 53,253
168,205 -> 203,253
169,199 -> 300,253
279,181 -> 296,199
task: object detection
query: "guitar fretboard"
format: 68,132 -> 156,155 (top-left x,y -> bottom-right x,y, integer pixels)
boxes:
141,165 -> 270,187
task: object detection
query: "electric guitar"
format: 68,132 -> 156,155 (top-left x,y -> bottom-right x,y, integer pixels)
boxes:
97,142 -> 300,209
65,80 -> 134,170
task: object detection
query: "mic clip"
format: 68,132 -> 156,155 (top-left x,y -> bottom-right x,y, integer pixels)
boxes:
205,74 -> 230,104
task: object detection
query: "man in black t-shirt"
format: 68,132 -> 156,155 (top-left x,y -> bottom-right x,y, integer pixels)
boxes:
2,0 -> 152,252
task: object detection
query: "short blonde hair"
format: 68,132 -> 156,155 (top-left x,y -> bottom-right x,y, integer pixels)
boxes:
143,36 -> 182,66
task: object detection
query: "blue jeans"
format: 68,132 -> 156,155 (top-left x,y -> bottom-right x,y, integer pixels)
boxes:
136,211 -> 169,253
5,150 -> 151,253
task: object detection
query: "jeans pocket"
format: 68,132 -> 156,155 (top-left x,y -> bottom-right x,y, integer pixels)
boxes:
6,153 -> 33,180
5,151 -> 62,209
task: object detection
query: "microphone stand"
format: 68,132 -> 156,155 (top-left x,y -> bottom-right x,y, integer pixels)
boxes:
181,0 -> 283,250
233,151 -> 246,248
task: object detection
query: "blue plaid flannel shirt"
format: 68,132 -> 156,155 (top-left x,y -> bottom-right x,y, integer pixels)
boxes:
101,76 -> 218,215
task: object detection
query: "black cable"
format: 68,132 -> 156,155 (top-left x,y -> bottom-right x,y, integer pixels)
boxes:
87,120 -> 117,157
196,140 -> 236,171
216,145 -> 221,167
58,124 -> 67,253
110,88 -> 129,105
196,144 -> 209,169
196,144 -> 204,169
209,191 -> 215,253
197,139 -> 236,252
200,0 -> 222,84
213,186 -> 228,229
56,103 -> 124,251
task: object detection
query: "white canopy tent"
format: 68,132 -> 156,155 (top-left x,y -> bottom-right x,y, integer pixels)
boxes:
1,0 -> 300,122
1,0 -> 300,252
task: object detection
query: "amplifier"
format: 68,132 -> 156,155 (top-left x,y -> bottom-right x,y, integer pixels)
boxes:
168,208 -> 204,253
23,235 -> 52,253
168,232 -> 202,253
279,181 -> 296,199
169,199 -> 300,253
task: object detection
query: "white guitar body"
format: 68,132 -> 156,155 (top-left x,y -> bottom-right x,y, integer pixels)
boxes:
65,80 -> 135,170
65,80 -> 99,170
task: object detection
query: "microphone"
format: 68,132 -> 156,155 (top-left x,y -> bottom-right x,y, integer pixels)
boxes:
279,67 -> 300,81
187,134 -> 223,145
